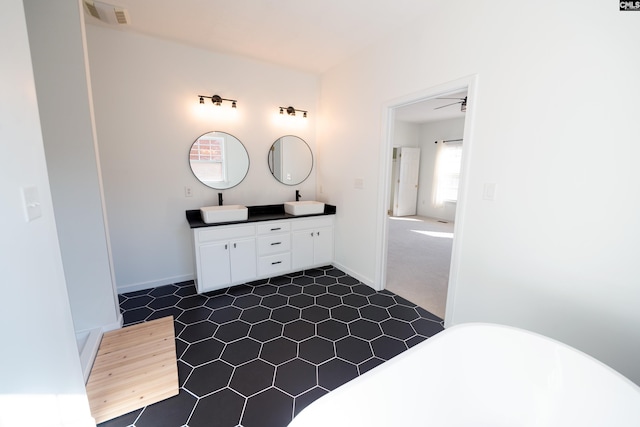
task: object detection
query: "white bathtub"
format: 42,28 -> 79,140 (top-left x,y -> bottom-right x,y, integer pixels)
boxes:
288,323 -> 640,427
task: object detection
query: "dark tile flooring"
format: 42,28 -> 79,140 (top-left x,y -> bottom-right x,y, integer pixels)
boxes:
99,266 -> 444,427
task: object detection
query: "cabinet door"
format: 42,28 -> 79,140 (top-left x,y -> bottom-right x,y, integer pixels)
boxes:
292,230 -> 314,270
313,227 -> 334,266
199,241 -> 231,292
230,238 -> 257,283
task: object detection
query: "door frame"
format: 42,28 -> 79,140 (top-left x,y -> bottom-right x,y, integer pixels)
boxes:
374,75 -> 478,327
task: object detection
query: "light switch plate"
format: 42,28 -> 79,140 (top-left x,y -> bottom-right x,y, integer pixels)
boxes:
22,186 -> 42,222
482,183 -> 497,201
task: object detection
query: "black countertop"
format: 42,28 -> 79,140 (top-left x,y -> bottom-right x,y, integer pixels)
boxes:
186,204 -> 337,229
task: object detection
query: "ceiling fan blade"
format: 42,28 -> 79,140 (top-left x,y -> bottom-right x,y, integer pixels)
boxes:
434,101 -> 462,110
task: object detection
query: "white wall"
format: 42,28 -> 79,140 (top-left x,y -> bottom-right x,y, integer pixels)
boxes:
318,0 -> 640,384
416,117 -> 465,221
0,0 -> 94,424
392,121 -> 420,148
24,0 -> 121,335
85,26 -> 319,292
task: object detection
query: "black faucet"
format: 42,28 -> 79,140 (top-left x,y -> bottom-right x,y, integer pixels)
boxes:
218,192 -> 223,206
295,190 -> 301,201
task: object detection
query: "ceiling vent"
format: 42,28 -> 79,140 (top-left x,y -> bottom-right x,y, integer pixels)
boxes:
83,1 -> 130,25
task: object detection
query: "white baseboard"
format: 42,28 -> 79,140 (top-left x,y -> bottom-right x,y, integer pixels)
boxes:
331,261 -> 379,291
104,313 -> 123,332
76,328 -> 102,383
76,314 -> 123,383
117,273 -> 194,295
116,267 -> 373,295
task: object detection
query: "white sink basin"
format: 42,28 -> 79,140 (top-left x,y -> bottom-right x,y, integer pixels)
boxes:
284,201 -> 325,216
200,205 -> 248,224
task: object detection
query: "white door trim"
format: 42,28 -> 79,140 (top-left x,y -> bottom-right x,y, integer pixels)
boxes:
374,75 -> 479,327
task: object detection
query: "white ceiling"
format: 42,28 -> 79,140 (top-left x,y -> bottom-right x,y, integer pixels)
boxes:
83,0 -> 435,74
394,90 -> 467,124
84,0 -> 466,123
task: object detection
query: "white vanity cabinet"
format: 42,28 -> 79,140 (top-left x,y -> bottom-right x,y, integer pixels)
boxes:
192,214 -> 334,294
291,216 -> 334,270
194,224 -> 257,293
257,221 -> 292,277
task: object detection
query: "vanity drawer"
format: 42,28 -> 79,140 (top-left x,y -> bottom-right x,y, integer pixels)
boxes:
257,221 -> 291,235
257,234 -> 291,256
290,216 -> 334,231
258,253 -> 291,276
197,224 -> 256,243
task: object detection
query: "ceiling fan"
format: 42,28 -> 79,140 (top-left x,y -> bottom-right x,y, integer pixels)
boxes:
434,96 -> 467,112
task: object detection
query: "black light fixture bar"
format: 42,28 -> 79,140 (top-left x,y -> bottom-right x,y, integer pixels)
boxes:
279,106 -> 308,118
198,94 -> 237,108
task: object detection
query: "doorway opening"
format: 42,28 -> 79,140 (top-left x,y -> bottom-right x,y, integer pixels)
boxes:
376,76 -> 476,326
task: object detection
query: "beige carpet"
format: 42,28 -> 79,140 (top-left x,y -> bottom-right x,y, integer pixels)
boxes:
386,216 -> 453,319
86,316 -> 178,424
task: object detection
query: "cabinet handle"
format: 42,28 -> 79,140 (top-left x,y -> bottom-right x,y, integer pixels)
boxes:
233,243 -> 237,248
272,261 -> 282,265
224,244 -> 228,250
270,242 -> 282,246
317,231 -> 320,236
310,232 -> 314,237
271,227 -> 281,231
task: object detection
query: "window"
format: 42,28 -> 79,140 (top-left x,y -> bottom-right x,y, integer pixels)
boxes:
434,142 -> 462,204
189,136 -> 226,183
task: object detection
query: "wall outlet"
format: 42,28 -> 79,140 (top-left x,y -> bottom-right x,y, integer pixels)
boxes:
185,186 -> 193,197
354,178 -> 364,189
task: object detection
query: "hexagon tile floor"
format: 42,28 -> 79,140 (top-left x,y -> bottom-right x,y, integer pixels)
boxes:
98,266 -> 444,427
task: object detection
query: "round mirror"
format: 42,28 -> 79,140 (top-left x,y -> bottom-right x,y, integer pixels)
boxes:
268,135 -> 313,185
189,131 -> 249,189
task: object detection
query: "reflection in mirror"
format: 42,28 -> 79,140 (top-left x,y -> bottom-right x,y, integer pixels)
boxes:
268,135 -> 313,186
189,131 -> 249,189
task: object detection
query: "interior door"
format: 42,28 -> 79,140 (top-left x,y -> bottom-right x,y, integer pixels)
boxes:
394,147 -> 421,216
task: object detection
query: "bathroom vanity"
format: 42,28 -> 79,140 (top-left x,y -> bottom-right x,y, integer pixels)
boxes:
186,204 -> 336,293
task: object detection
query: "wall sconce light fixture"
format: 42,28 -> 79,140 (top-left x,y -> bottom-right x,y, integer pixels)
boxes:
279,106 -> 308,118
199,94 -> 237,108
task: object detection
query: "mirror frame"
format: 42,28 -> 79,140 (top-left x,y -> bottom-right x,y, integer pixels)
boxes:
267,135 -> 313,186
188,131 -> 250,190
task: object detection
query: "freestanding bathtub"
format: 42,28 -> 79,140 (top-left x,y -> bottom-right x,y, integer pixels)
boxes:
288,323 -> 640,427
